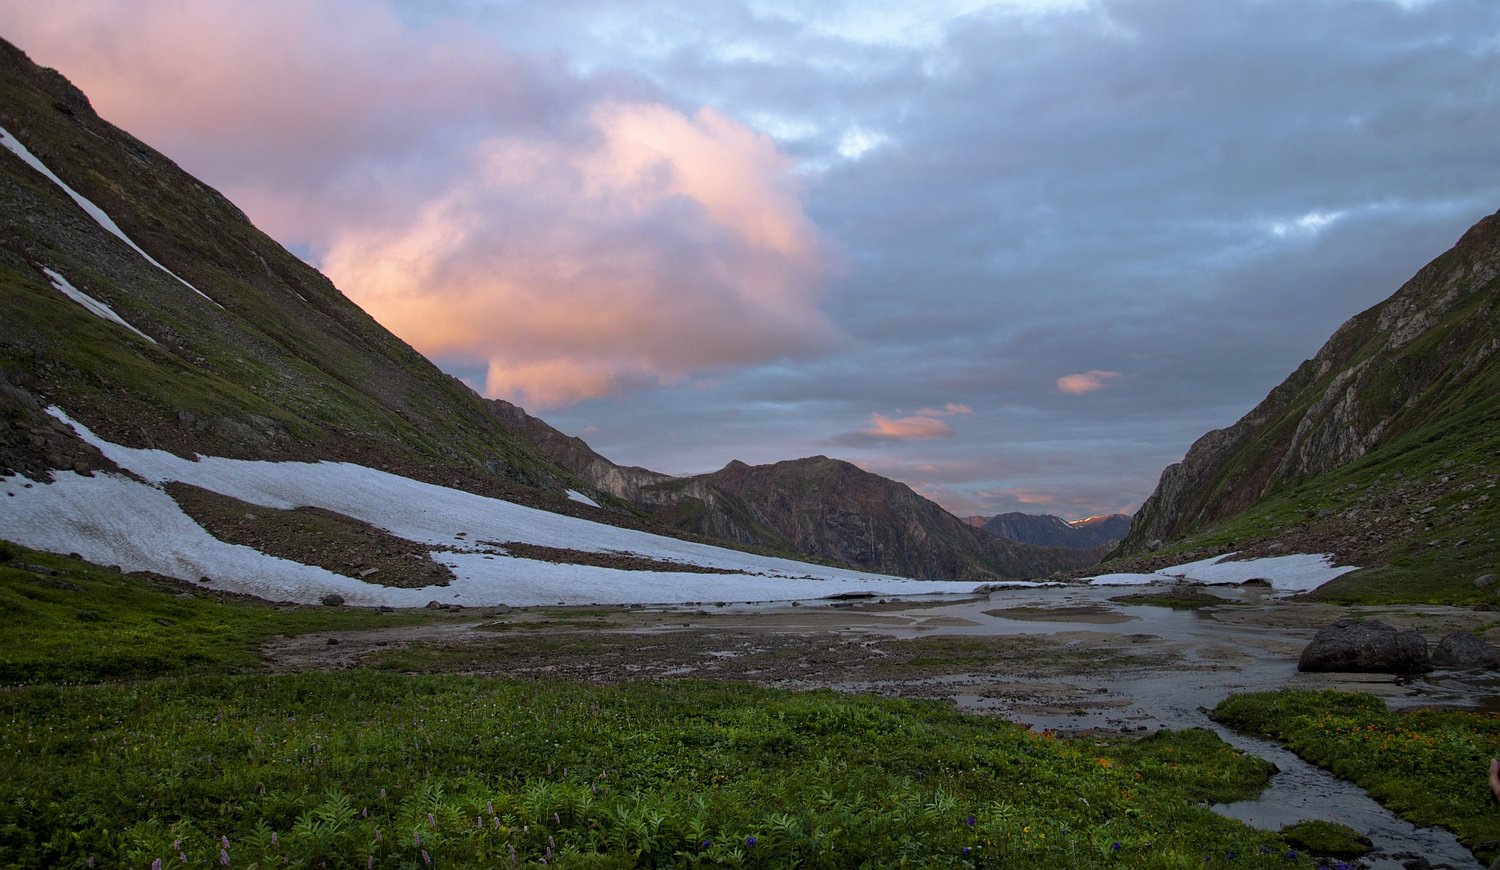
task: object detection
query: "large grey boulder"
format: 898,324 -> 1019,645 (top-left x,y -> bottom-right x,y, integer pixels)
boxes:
1430,632 -> 1500,670
1297,619 -> 1431,674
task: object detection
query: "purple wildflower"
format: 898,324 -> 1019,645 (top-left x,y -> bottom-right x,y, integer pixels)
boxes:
221,835 -> 230,851
745,836 -> 757,848
1112,842 -> 1122,851
966,815 -> 975,827
422,849 -> 431,865
271,832 -> 278,846
368,858 -> 375,870
414,831 -> 422,848
151,861 -> 162,870
428,813 -> 437,828
220,848 -> 230,866
963,847 -> 971,856
487,801 -> 495,816
179,855 -> 186,865
374,829 -> 382,842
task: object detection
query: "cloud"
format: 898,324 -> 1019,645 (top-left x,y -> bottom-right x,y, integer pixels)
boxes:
3,0 -> 837,410
912,402 -> 973,417
1056,370 -> 1123,395
322,99 -> 836,407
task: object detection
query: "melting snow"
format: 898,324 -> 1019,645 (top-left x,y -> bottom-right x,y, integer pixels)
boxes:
0,125 -> 216,304
565,489 -> 601,508
42,267 -> 157,344
0,408 -> 986,607
1087,552 -> 1359,593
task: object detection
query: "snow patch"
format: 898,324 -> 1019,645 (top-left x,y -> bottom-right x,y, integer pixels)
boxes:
0,408 -> 987,606
565,489 -> 601,508
0,125 -> 216,304
42,267 -> 157,344
1086,552 -> 1359,593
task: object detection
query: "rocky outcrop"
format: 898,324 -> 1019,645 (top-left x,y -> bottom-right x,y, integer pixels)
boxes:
1120,210 -> 1500,553
1297,619 -> 1431,674
1430,632 -> 1500,670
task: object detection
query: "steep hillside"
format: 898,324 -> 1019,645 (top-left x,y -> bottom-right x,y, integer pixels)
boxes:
972,512 -> 1130,549
1115,209 -> 1500,602
0,38 -> 580,509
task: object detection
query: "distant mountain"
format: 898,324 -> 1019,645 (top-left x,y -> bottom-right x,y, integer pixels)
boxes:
1114,209 -> 1500,602
966,512 -> 1132,549
488,401 -> 1101,581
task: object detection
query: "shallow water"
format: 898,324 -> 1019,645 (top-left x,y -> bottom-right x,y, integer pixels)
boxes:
854,584 -> 1488,868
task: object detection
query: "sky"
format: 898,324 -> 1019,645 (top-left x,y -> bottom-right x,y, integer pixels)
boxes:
4,0 -> 1498,519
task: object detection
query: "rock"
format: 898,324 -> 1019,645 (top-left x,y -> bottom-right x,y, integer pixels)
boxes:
1474,573 -> 1496,589
1430,632 -> 1500,669
319,593 -> 345,607
1297,619 -> 1431,674
425,600 -> 443,609
358,567 -> 380,578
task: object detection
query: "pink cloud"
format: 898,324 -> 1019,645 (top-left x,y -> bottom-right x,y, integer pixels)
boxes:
1056,370 -> 1123,395
858,413 -> 954,440
1,0 -> 836,410
912,402 -> 973,417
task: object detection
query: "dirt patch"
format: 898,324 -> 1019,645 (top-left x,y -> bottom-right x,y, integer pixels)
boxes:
481,540 -> 739,574
1108,589 -> 1243,609
165,482 -> 455,588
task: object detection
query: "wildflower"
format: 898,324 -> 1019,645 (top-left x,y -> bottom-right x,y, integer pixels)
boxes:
701,840 -> 711,849
414,831 -> 421,847
746,836 -> 757,848
220,849 -> 230,866
271,832 -> 278,846
422,850 -> 431,865
179,855 -> 187,865
966,815 -> 975,827
1112,842 -> 1122,851
375,829 -> 382,842
488,801 -> 495,815
151,861 -> 162,870
428,813 -> 437,828
553,812 -> 561,826
963,847 -> 971,856
380,788 -> 387,798
548,836 -> 556,850
222,835 -> 230,851
368,858 -> 375,870
1286,852 -> 1297,861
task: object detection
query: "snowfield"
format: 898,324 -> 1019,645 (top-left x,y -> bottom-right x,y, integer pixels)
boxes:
0,408 -> 990,606
1086,552 -> 1359,592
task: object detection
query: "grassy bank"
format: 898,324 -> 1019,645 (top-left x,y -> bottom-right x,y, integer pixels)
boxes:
1212,689 -> 1500,864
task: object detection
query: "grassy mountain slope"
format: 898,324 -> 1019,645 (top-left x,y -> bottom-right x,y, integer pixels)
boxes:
0,38 -> 575,507
1114,210 -> 1500,602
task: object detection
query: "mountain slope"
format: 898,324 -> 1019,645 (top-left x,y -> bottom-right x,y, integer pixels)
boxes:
970,512 -> 1131,548
0,38 -> 577,508
485,402 -> 1102,582
1114,209 -> 1500,602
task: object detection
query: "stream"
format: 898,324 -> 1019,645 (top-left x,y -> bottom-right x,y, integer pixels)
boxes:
857,585 -> 1491,868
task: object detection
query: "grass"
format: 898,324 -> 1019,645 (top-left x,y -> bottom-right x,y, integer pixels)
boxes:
0,546 -> 426,683
1,674 -> 1298,868
1212,690 -> 1500,864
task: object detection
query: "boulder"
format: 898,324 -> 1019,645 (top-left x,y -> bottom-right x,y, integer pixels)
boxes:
1474,573 -> 1496,590
1297,619 -> 1431,674
319,593 -> 345,607
1431,632 -> 1500,670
